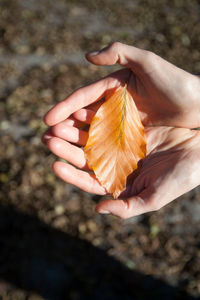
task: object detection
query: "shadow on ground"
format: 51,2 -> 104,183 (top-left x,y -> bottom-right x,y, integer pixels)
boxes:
0,203 -> 198,300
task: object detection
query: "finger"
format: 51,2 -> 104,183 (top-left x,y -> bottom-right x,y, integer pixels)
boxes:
47,137 -> 89,170
60,116 -> 85,128
42,116 -> 85,145
44,68 -> 130,126
86,42 -> 150,72
53,161 -> 106,195
86,98 -> 105,112
73,109 -> 95,124
95,188 -> 159,219
51,122 -> 88,146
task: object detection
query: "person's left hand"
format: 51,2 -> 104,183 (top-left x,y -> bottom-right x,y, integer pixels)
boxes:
42,106 -> 200,219
43,43 -> 200,129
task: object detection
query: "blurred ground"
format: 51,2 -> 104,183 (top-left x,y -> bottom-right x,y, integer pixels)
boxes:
0,0 -> 200,299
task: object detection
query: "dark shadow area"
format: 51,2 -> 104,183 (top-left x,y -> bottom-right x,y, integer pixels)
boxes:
0,203 -> 198,300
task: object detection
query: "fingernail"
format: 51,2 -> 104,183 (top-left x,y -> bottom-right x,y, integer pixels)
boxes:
87,51 -> 100,56
98,210 -> 110,214
43,134 -> 52,140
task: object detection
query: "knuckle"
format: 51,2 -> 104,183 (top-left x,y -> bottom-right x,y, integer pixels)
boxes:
148,197 -> 161,212
110,41 -> 122,51
119,199 -> 133,219
108,42 -> 127,65
119,213 -> 129,220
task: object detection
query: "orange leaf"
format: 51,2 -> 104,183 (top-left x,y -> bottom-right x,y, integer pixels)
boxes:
84,85 -> 146,198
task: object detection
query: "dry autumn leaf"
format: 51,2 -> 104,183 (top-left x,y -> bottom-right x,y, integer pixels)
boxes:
84,85 -> 146,198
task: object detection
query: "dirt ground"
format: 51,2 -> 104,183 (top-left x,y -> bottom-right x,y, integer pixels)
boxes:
0,0 -> 200,299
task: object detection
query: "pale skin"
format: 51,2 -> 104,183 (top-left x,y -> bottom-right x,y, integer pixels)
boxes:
43,42 -> 200,219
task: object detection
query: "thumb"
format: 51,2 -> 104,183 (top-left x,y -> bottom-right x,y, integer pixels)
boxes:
95,188 -> 161,219
86,42 -> 151,72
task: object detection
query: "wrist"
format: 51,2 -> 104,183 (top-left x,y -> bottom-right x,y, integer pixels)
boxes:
193,74 -> 200,126
179,73 -> 200,128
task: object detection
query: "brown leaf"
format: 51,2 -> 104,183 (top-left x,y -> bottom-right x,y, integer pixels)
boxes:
84,85 -> 146,198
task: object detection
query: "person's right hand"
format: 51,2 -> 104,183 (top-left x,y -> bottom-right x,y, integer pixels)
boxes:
43,116 -> 200,219
44,42 -> 200,129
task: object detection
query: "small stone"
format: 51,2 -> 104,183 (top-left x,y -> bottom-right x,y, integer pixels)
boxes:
16,45 -> 30,54
125,260 -> 136,270
52,216 -> 67,229
0,173 -> 9,183
0,120 -> 10,130
181,34 -> 190,46
55,204 -> 65,215
87,220 -> 97,232
92,237 -> 102,246
150,224 -> 160,238
78,223 -> 87,234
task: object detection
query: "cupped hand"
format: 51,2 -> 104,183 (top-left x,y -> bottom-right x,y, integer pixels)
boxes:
44,42 -> 200,129
43,108 -> 200,219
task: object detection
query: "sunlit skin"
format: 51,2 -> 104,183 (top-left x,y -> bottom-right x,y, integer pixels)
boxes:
43,42 -> 200,219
